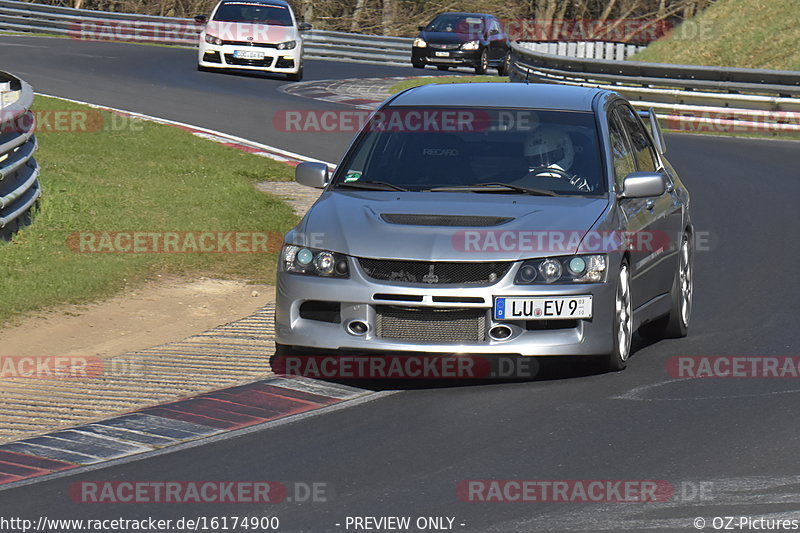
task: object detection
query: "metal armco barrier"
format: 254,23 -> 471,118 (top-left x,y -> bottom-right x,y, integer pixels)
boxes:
0,0 -> 414,62
0,71 -> 40,238
509,41 -> 800,108
517,41 -> 644,61
0,0 -> 642,66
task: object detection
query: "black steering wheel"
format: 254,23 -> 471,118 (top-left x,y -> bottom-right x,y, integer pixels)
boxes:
525,166 -> 587,192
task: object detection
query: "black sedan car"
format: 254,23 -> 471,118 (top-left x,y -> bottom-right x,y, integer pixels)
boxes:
411,12 -> 510,74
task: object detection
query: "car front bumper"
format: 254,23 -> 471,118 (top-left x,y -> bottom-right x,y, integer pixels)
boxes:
198,42 -> 301,72
275,260 -> 616,357
412,47 -> 481,67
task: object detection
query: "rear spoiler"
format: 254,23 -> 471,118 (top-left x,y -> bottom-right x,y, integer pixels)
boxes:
637,107 -> 666,155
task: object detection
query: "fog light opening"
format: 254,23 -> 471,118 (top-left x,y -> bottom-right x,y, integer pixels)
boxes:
346,320 -> 369,336
489,324 -> 513,341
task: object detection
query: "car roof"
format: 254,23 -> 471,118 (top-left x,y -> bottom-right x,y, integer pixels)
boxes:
431,12 -> 492,18
388,83 -> 606,112
218,0 -> 290,6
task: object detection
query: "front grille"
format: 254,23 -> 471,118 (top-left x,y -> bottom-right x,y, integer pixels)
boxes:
376,306 -> 486,342
221,40 -> 279,48
224,55 -> 274,67
380,214 -> 513,227
358,259 -> 511,285
429,43 -> 461,50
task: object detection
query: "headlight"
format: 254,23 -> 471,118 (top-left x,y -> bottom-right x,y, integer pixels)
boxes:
204,34 -> 222,45
515,255 -> 607,284
461,40 -> 480,50
413,37 -> 427,48
277,40 -> 296,50
281,245 -> 349,278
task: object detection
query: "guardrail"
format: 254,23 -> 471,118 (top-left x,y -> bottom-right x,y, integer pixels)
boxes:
0,0 -> 414,63
1,1 -> 650,67
0,71 -> 40,239
509,41 -> 800,108
508,41 -> 800,132
517,41 -> 644,61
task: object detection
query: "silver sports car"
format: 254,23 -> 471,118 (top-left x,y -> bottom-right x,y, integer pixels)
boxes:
275,83 -> 693,371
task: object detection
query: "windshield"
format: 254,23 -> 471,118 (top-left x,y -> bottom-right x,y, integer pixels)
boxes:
425,14 -> 485,34
213,1 -> 293,25
332,107 -> 606,196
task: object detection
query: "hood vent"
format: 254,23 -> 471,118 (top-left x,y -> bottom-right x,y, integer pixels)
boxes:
380,214 -> 513,227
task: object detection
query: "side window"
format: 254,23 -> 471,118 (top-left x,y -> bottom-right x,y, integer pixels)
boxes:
609,111 -> 636,192
616,105 -> 658,172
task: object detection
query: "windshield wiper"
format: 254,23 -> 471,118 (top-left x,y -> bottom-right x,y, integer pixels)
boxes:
427,183 -> 559,197
336,181 -> 409,192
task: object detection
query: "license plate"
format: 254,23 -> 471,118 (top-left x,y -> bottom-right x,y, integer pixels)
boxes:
435,51 -> 450,57
234,50 -> 265,60
494,296 -> 592,320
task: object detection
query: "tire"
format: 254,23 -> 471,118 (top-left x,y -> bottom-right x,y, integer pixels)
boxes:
497,52 -> 510,76
606,260 -> 633,372
639,233 -> 693,340
437,65 -> 449,71
287,64 -> 303,82
270,343 -> 295,375
474,49 -> 488,74
197,64 -> 212,72
412,60 -> 424,69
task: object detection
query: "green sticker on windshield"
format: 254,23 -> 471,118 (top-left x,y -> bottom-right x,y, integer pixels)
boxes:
344,171 -> 362,182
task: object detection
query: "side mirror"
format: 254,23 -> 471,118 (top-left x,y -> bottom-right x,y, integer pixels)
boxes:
194,14 -> 207,23
620,171 -> 666,198
296,162 -> 329,189
489,29 -> 500,35
298,22 -> 312,31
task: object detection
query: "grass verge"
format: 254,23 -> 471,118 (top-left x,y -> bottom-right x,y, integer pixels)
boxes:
0,95 -> 296,324
388,75 -> 508,94
630,0 -> 800,71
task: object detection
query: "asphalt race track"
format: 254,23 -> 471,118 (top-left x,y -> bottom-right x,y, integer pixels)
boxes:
2,34 -> 800,532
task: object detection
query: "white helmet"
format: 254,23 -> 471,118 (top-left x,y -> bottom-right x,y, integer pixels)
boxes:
523,127 -> 574,170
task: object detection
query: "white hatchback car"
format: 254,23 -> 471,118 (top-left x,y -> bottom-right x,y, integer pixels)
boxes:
195,0 -> 310,80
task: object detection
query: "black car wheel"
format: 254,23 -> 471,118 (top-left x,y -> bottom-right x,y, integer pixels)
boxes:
412,60 -> 424,69
639,233 -> 693,340
474,50 -> 488,74
437,65 -> 449,71
287,63 -> 303,82
497,52 -> 510,76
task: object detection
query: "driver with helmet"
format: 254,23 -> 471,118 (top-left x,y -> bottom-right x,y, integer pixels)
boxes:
523,126 -> 593,192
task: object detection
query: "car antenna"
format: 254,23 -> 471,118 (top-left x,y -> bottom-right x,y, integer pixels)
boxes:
524,68 -> 530,84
